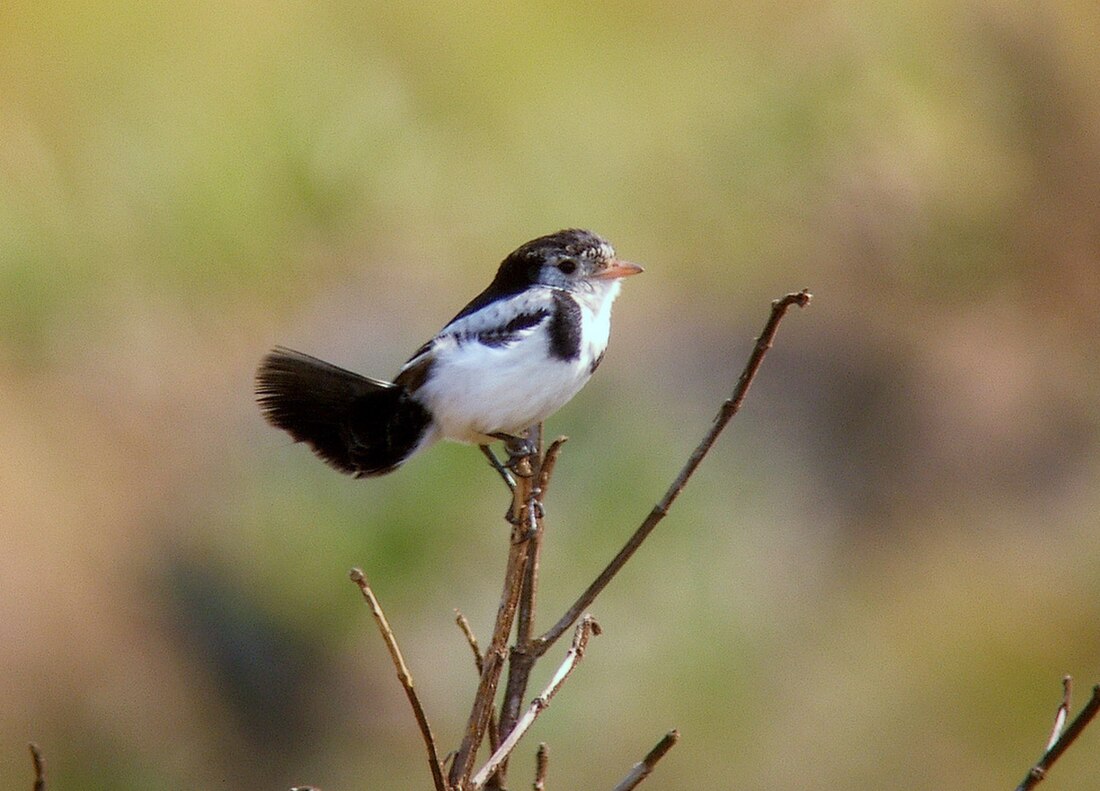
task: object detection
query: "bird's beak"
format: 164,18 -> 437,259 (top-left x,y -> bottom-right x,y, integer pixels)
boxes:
593,259 -> 644,280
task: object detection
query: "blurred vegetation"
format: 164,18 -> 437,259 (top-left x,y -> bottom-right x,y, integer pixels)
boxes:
3,1 -> 1100,789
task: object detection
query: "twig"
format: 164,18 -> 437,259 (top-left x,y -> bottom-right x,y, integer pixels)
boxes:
349,568 -> 445,791
1045,676 -> 1072,753
455,609 -> 501,752
456,609 -> 486,674
1016,677 -> 1100,791
533,743 -> 549,791
469,616 -> 601,790
537,437 -> 568,499
532,289 -> 812,656
493,435 -> 563,789
449,442 -> 537,789
610,730 -> 680,791
29,743 -> 45,791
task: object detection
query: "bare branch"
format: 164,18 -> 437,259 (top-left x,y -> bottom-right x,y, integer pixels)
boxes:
29,743 -> 45,791
470,616 -> 601,790
455,608 -> 501,753
610,730 -> 680,791
537,437 -> 568,499
456,609 -> 486,674
1016,678 -> 1100,791
349,568 -> 445,791
533,289 -> 812,655
1045,676 -> 1072,753
533,743 -> 549,791
495,434 -> 566,789
449,455 -> 537,789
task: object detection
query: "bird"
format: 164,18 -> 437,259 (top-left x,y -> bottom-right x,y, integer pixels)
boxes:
255,228 -> 643,478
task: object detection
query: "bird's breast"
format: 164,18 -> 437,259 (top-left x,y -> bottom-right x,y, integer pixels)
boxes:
413,300 -> 610,443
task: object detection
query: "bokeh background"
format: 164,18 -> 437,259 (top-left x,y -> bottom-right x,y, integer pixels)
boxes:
4,1 -> 1100,788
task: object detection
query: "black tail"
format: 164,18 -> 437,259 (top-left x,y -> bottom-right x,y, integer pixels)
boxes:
255,347 -> 432,477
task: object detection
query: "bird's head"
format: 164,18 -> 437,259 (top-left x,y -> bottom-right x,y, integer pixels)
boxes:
503,229 -> 643,295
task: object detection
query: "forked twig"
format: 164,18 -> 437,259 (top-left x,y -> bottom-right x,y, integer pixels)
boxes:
1016,677 -> 1100,791
350,568 -> 445,791
532,289 -> 812,656
29,743 -> 46,791
469,616 -> 602,790
610,730 -> 680,791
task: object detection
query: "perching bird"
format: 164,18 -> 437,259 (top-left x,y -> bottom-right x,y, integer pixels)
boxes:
255,229 -> 643,477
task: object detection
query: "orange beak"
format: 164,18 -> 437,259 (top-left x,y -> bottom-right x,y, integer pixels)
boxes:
592,259 -> 644,280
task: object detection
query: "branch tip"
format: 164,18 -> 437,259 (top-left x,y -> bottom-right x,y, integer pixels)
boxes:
1016,676 -> 1100,791
29,743 -> 45,791
610,729 -> 681,791
534,288 -> 810,655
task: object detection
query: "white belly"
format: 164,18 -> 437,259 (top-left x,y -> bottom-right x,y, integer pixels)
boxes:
415,333 -> 600,443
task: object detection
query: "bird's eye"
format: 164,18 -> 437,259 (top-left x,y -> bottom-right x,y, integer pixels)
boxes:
557,259 -> 577,275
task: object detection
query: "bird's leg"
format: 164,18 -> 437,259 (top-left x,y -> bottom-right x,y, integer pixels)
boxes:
489,432 -> 537,478
479,444 -> 516,493
488,432 -> 545,532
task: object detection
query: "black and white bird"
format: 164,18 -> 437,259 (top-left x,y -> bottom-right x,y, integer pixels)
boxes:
255,229 -> 643,477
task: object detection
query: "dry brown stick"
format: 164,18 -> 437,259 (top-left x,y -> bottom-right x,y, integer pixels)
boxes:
456,609 -> 486,674
610,730 -> 680,791
29,743 -> 45,791
455,609 -> 501,753
1016,677 -> 1100,791
537,437 -> 568,499
450,443 -> 538,790
469,616 -> 601,790
349,568 -> 445,791
491,437 -> 571,789
533,742 -> 549,791
531,289 -> 812,657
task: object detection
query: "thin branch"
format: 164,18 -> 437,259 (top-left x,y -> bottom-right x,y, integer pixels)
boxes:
1045,676 -> 1072,753
349,568 -> 445,791
610,730 -> 680,791
533,289 -> 812,656
470,616 -> 601,790
533,743 -> 549,791
1016,678 -> 1100,791
456,609 -> 486,674
493,436 -> 566,790
455,609 -> 501,753
449,441 -> 538,789
537,437 -> 568,499
29,743 -> 45,791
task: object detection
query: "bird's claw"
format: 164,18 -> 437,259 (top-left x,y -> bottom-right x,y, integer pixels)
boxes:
493,433 -> 537,477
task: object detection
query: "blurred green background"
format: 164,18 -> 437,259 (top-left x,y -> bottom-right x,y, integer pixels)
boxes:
4,1 -> 1100,788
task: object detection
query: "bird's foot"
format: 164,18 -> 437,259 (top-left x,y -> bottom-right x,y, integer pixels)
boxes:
479,445 -> 516,493
491,432 -> 537,477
